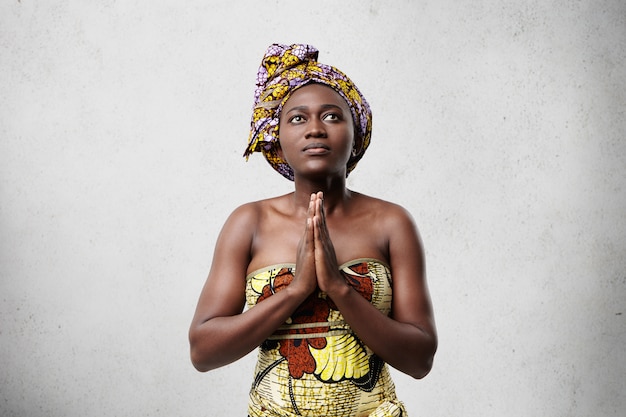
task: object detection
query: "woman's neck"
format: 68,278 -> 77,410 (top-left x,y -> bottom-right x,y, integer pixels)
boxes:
290,176 -> 351,215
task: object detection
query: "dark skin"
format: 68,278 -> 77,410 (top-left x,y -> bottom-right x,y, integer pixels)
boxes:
189,84 -> 437,379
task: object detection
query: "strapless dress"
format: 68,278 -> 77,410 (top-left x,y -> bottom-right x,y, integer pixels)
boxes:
245,258 -> 407,417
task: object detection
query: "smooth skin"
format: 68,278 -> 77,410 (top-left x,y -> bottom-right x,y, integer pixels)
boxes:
189,84 -> 437,379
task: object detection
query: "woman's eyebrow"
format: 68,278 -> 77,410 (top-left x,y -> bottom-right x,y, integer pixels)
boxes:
285,104 -> 344,114
285,105 -> 308,114
320,104 -> 344,111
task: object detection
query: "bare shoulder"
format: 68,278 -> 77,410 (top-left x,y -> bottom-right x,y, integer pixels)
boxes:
351,191 -> 417,227
224,194 -> 290,227
212,194 -> 293,270
218,194 -> 295,256
220,201 -> 258,235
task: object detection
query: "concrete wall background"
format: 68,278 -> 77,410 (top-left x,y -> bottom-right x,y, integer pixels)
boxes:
1,1 -> 624,416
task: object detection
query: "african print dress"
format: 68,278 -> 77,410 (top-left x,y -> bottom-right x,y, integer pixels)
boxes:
245,258 -> 407,417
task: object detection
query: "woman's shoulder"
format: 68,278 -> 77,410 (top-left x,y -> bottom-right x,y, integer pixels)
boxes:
227,193 -> 292,222
351,191 -> 415,220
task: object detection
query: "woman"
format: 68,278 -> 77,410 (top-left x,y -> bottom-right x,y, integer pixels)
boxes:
189,44 -> 437,416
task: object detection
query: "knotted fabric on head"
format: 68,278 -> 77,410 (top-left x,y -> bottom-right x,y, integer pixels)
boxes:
243,43 -> 372,181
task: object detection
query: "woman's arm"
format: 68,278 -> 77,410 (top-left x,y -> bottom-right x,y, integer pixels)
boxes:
188,203 -> 315,372
315,197 -> 437,379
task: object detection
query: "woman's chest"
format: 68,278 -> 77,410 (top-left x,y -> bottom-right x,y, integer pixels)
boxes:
248,215 -> 389,273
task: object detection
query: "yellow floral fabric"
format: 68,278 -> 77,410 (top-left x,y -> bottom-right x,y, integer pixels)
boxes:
245,259 -> 407,416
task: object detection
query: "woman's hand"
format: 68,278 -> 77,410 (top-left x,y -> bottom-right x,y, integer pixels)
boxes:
311,192 -> 348,296
290,193 -> 318,298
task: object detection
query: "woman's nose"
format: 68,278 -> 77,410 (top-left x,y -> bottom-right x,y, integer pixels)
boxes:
305,118 -> 327,138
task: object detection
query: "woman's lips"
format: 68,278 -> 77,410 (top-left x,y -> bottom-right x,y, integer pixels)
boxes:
303,143 -> 330,154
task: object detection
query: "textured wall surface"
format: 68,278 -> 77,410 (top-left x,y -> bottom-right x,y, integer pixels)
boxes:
1,1 -> 625,416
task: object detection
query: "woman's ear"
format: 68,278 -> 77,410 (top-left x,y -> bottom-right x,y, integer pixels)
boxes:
352,132 -> 363,157
276,142 -> 283,158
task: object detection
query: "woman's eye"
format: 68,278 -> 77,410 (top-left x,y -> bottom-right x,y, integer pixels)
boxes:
290,115 -> 305,123
323,113 -> 339,121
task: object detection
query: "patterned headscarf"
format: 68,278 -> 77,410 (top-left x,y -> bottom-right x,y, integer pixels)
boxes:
243,43 -> 372,181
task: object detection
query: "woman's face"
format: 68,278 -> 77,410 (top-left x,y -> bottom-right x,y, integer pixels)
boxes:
278,84 -> 355,179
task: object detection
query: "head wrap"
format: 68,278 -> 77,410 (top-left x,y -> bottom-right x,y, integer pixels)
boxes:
243,43 -> 372,181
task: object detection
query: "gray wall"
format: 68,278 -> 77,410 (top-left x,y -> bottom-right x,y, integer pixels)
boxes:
1,1 -> 624,416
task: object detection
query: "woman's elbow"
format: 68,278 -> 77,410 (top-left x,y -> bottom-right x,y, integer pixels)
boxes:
189,328 -> 212,372
189,346 -> 211,372
408,337 -> 437,379
409,354 -> 435,379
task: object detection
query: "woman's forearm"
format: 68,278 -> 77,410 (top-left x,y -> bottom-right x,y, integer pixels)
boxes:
189,285 -> 310,372
328,284 -> 437,379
